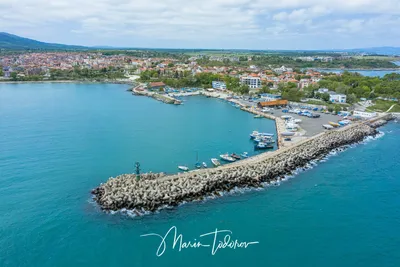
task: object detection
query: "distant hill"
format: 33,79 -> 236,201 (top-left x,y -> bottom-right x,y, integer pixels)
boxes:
0,32 -> 88,50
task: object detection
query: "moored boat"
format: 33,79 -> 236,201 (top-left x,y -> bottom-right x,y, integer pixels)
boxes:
178,166 -> 189,171
220,154 -> 236,162
211,158 -> 221,167
240,152 -> 249,158
195,162 -> 202,169
255,142 -> 274,150
254,115 -> 263,118
231,153 -> 241,160
202,162 -> 207,168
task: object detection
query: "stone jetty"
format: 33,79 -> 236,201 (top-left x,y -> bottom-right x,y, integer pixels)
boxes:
92,118 -> 390,214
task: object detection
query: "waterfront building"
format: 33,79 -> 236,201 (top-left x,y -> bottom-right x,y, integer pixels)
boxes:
148,82 -> 166,91
240,74 -> 261,89
353,110 -> 377,118
212,81 -> 227,90
257,99 -> 288,108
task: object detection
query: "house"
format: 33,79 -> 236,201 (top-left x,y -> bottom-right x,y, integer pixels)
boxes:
212,81 -> 227,90
240,74 -> 261,89
329,92 -> 347,103
148,82 -> 166,91
317,88 -> 346,103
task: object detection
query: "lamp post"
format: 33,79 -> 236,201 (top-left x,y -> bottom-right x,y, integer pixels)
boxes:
135,162 -> 141,181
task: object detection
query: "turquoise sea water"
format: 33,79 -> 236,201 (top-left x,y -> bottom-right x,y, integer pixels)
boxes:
313,68 -> 400,77
1,83 -> 400,267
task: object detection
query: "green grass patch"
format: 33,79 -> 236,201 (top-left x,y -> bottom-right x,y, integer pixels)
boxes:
368,100 -> 400,112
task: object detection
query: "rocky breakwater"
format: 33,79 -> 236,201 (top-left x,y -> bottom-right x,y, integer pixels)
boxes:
92,123 -> 382,214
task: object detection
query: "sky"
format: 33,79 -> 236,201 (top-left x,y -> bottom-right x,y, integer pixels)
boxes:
1,0 -> 400,50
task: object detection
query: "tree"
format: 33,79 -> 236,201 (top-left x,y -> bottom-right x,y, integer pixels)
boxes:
334,104 -> 341,114
10,72 -> 18,81
0,68 -> 3,77
321,92 -> 330,102
259,86 -> 271,94
347,93 -> 357,104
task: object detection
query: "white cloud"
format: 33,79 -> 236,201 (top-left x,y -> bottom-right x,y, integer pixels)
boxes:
0,0 -> 399,49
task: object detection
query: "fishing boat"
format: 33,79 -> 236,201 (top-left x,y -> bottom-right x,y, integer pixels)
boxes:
240,152 -> 249,158
220,154 -> 236,162
281,132 -> 296,137
250,131 -> 260,139
329,121 -> 340,127
254,115 -> 263,118
178,166 -> 189,171
211,158 -> 221,167
195,162 -> 202,169
231,153 -> 241,160
259,132 -> 274,137
202,162 -> 207,168
255,142 -> 274,150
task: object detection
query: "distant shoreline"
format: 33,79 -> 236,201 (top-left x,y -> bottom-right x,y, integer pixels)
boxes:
0,79 -> 135,85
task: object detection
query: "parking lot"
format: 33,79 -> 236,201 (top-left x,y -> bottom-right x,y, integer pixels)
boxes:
271,108 -> 342,136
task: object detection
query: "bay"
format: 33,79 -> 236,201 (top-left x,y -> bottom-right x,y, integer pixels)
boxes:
0,83 -> 399,267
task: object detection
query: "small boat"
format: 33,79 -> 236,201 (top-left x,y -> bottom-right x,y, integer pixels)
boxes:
281,132 -> 295,137
259,132 -> 274,137
329,121 -> 340,127
202,162 -> 207,168
323,124 -> 334,129
254,115 -> 263,118
211,158 -> 221,167
178,166 -> 189,171
195,162 -> 202,169
240,152 -> 249,158
231,153 -> 241,160
249,131 -> 260,139
220,154 -> 236,162
255,142 -> 274,150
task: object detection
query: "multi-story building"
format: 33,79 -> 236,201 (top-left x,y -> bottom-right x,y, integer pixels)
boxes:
240,74 -> 261,89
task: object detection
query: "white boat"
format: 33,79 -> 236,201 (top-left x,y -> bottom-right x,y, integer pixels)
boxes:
281,115 -> 293,120
294,119 -> 302,123
211,158 -> 221,167
202,162 -> 207,168
240,152 -> 249,158
220,154 -> 236,162
323,124 -> 334,129
250,131 -> 259,139
178,166 -> 189,171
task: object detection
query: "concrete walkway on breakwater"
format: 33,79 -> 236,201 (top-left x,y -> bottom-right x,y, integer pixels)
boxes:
132,87 -> 181,104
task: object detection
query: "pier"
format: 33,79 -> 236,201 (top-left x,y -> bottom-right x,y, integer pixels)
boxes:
92,114 -> 393,213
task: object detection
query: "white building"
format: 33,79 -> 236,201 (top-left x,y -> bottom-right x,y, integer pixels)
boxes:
353,110 -> 377,118
317,88 -> 347,103
240,75 -> 261,89
329,92 -> 347,103
211,81 -> 227,90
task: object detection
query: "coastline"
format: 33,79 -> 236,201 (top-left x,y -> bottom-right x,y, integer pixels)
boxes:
91,114 -> 392,214
0,79 -> 135,85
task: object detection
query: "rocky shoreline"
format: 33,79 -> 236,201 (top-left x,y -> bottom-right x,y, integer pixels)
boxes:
91,117 -> 392,215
